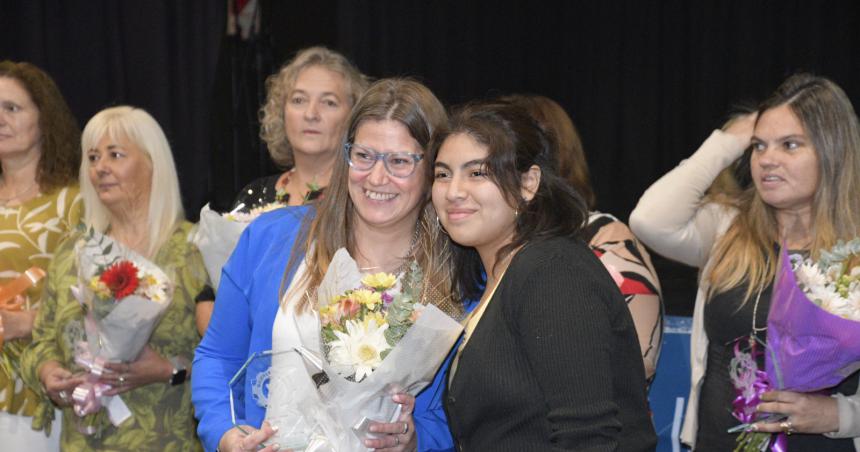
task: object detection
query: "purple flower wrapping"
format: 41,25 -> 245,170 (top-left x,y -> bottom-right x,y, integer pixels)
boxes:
765,248 -> 860,392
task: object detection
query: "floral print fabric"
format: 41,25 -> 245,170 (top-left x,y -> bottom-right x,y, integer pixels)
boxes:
0,186 -> 81,425
20,222 -> 207,450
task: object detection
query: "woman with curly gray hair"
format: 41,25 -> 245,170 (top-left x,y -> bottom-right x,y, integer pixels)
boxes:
196,48 -> 367,334
236,46 -> 368,209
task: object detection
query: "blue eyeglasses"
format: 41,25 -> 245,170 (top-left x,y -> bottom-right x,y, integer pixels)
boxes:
344,143 -> 424,178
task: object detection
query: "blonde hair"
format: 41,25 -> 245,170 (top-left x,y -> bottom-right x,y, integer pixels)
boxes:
708,74 -> 860,301
259,46 -> 368,168
80,106 -> 184,257
287,78 -> 461,317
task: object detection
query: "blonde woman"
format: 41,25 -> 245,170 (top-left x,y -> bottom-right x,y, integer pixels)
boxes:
236,46 -> 367,209
21,106 -> 207,450
630,74 -> 860,450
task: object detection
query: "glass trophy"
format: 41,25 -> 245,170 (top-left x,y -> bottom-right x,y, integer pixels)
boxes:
229,349 -> 321,450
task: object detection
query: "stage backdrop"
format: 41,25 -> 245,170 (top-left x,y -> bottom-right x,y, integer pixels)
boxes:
3,0 -> 860,314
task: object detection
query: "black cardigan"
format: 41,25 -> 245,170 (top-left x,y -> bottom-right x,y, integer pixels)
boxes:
444,237 -> 656,451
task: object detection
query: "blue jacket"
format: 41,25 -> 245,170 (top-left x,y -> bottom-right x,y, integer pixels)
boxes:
192,206 -> 459,452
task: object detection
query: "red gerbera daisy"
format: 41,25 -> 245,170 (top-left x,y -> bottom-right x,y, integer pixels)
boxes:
99,260 -> 140,300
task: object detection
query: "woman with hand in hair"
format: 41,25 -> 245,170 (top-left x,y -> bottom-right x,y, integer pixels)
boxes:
631,74 -> 860,450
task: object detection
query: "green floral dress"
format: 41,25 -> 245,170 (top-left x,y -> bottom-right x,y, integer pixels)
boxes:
0,186 -> 82,430
20,222 -> 207,451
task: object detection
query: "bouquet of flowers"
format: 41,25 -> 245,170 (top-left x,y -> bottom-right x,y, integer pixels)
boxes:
257,248 -> 464,451
320,269 -> 424,382
191,202 -> 285,291
68,228 -> 174,427
729,239 -> 860,451
766,239 -> 860,392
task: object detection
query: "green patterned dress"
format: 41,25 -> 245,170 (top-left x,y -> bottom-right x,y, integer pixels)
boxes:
0,186 -> 82,431
21,221 -> 207,451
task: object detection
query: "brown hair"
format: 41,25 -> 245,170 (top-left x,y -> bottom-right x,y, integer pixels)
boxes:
288,78 -> 462,317
259,47 -> 368,168
708,74 -> 860,301
501,94 -> 595,208
704,103 -> 759,205
0,61 -> 80,192
430,100 -> 588,296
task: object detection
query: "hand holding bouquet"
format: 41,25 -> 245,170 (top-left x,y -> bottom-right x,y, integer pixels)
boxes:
68,228 -> 174,427
766,239 -> 860,392
260,248 -> 463,450
730,239 -> 860,450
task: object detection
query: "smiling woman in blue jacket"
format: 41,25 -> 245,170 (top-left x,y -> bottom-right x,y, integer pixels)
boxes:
192,78 -> 467,452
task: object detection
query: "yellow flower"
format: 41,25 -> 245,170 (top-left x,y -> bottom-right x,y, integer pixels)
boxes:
88,276 -> 111,298
363,311 -> 387,329
352,289 -> 383,310
138,273 -> 159,289
361,272 -> 397,291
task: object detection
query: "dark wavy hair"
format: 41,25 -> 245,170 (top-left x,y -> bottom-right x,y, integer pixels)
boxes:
501,94 -> 596,208
430,100 -> 588,297
0,61 -> 80,192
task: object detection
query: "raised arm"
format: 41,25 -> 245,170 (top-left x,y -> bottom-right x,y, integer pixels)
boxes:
629,119 -> 754,268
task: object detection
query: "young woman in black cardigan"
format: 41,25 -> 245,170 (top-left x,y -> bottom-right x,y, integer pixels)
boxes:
431,101 -> 656,451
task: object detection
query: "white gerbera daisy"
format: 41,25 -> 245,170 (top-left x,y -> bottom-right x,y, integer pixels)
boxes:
816,289 -> 854,319
328,319 -> 391,381
796,262 -> 827,289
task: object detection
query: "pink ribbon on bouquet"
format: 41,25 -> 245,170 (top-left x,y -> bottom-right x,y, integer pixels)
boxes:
730,340 -> 787,452
71,341 -> 112,420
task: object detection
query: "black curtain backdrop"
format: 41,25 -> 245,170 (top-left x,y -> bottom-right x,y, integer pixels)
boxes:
0,0 -> 224,217
3,0 -> 860,314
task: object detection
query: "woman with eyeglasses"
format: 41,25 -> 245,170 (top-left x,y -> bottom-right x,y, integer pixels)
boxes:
193,78 -> 465,452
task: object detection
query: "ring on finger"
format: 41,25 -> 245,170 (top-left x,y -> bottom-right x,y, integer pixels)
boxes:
118,374 -> 126,384
779,420 -> 795,435
58,390 -> 69,402
394,435 -> 400,446
401,422 -> 409,434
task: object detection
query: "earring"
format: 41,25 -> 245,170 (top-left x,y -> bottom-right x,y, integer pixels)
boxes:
436,215 -> 449,236
514,208 -> 519,217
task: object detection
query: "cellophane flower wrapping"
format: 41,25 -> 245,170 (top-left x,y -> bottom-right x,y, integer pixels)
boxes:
263,248 -> 464,451
68,228 -> 174,424
191,202 -> 284,291
765,242 -> 860,392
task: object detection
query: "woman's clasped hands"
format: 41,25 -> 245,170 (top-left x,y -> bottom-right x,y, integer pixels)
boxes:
217,393 -> 417,452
